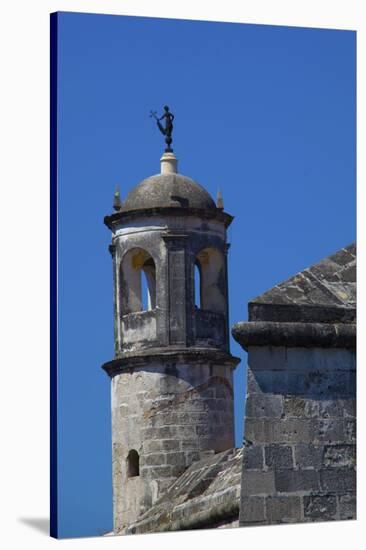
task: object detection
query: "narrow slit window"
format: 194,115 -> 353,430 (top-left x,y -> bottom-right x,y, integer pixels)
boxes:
127,449 -> 139,478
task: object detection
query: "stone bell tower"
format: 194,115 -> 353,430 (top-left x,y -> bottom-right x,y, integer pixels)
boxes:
102,149 -> 240,534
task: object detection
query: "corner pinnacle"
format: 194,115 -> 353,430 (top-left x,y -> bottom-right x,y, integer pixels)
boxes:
217,189 -> 224,210
113,185 -> 122,211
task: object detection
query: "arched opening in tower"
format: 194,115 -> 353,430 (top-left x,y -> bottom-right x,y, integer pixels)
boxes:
126,449 -> 140,478
142,257 -> 156,311
120,248 -> 156,314
195,247 -> 226,313
194,262 -> 202,309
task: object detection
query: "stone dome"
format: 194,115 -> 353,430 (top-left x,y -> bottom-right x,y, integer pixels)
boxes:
122,173 -> 217,212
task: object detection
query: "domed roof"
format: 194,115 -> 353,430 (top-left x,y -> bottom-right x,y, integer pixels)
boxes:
122,173 -> 216,212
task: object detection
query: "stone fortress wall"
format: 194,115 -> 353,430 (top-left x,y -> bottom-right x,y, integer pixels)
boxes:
236,346 -> 356,525
233,243 -> 356,525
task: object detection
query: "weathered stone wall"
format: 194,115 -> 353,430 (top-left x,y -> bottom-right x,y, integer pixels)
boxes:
111,358 -> 235,533
239,346 -> 356,526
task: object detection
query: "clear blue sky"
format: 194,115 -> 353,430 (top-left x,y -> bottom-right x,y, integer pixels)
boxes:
56,12 -> 355,538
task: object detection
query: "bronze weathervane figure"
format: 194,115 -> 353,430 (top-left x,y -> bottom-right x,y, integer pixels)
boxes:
150,106 -> 175,152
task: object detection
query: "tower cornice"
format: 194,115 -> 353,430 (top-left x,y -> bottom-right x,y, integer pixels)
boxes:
102,347 -> 240,378
104,206 -> 234,230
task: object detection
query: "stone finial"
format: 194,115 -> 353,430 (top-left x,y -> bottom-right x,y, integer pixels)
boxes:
160,151 -> 178,175
217,189 -> 224,210
113,185 -> 122,211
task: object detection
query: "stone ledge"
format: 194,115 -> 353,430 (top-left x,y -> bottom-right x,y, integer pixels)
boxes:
249,303 -> 356,324
102,347 -> 240,377
104,206 -> 234,229
232,321 -> 356,351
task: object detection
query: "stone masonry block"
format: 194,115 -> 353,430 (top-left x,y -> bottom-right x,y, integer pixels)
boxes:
286,370 -> 354,398
214,399 -> 229,411
251,370 -> 289,394
143,426 -> 177,439
171,464 -> 188,478
173,413 -> 192,425
201,388 -> 215,398
204,398 -> 218,411
265,445 -> 294,469
245,419 -> 313,444
242,419 -> 259,443
142,453 -> 167,467
318,399 -> 342,419
241,470 -> 275,496
209,412 -> 222,425
338,494 -> 356,520
149,412 -> 178,427
243,445 -> 264,470
196,425 -> 210,436
320,468 -> 356,493
323,445 -> 356,468
213,426 -> 229,440
215,385 -> 230,398
246,394 -> 283,418
143,440 -> 164,453
176,425 -> 196,438
161,439 -> 181,452
286,348 -> 355,373
294,444 -> 323,469
344,419 -> 356,443
181,439 -> 199,451
284,396 -> 318,418
247,368 -> 261,393
165,452 -> 187,467
189,412 -> 211,424
249,347 -> 288,371
313,419 -> 345,444
185,451 -> 201,463
198,438 -> 217,451
266,496 -> 302,523
140,465 -> 172,479
303,495 -> 337,520
181,399 -> 206,412
240,497 -> 266,524
272,419 -> 314,444
275,469 -> 319,493
320,371 -> 355,398
341,398 -> 356,418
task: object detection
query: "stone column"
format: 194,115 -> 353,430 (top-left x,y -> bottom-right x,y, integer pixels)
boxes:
160,151 -> 178,174
109,243 -> 121,355
163,233 -> 189,347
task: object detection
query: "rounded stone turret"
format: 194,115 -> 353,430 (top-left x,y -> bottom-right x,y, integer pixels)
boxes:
103,151 -> 240,534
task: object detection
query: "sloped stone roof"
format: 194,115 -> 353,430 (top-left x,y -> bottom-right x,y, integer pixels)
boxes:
126,448 -> 243,534
252,243 -> 356,309
232,243 -> 356,350
249,243 -> 356,324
